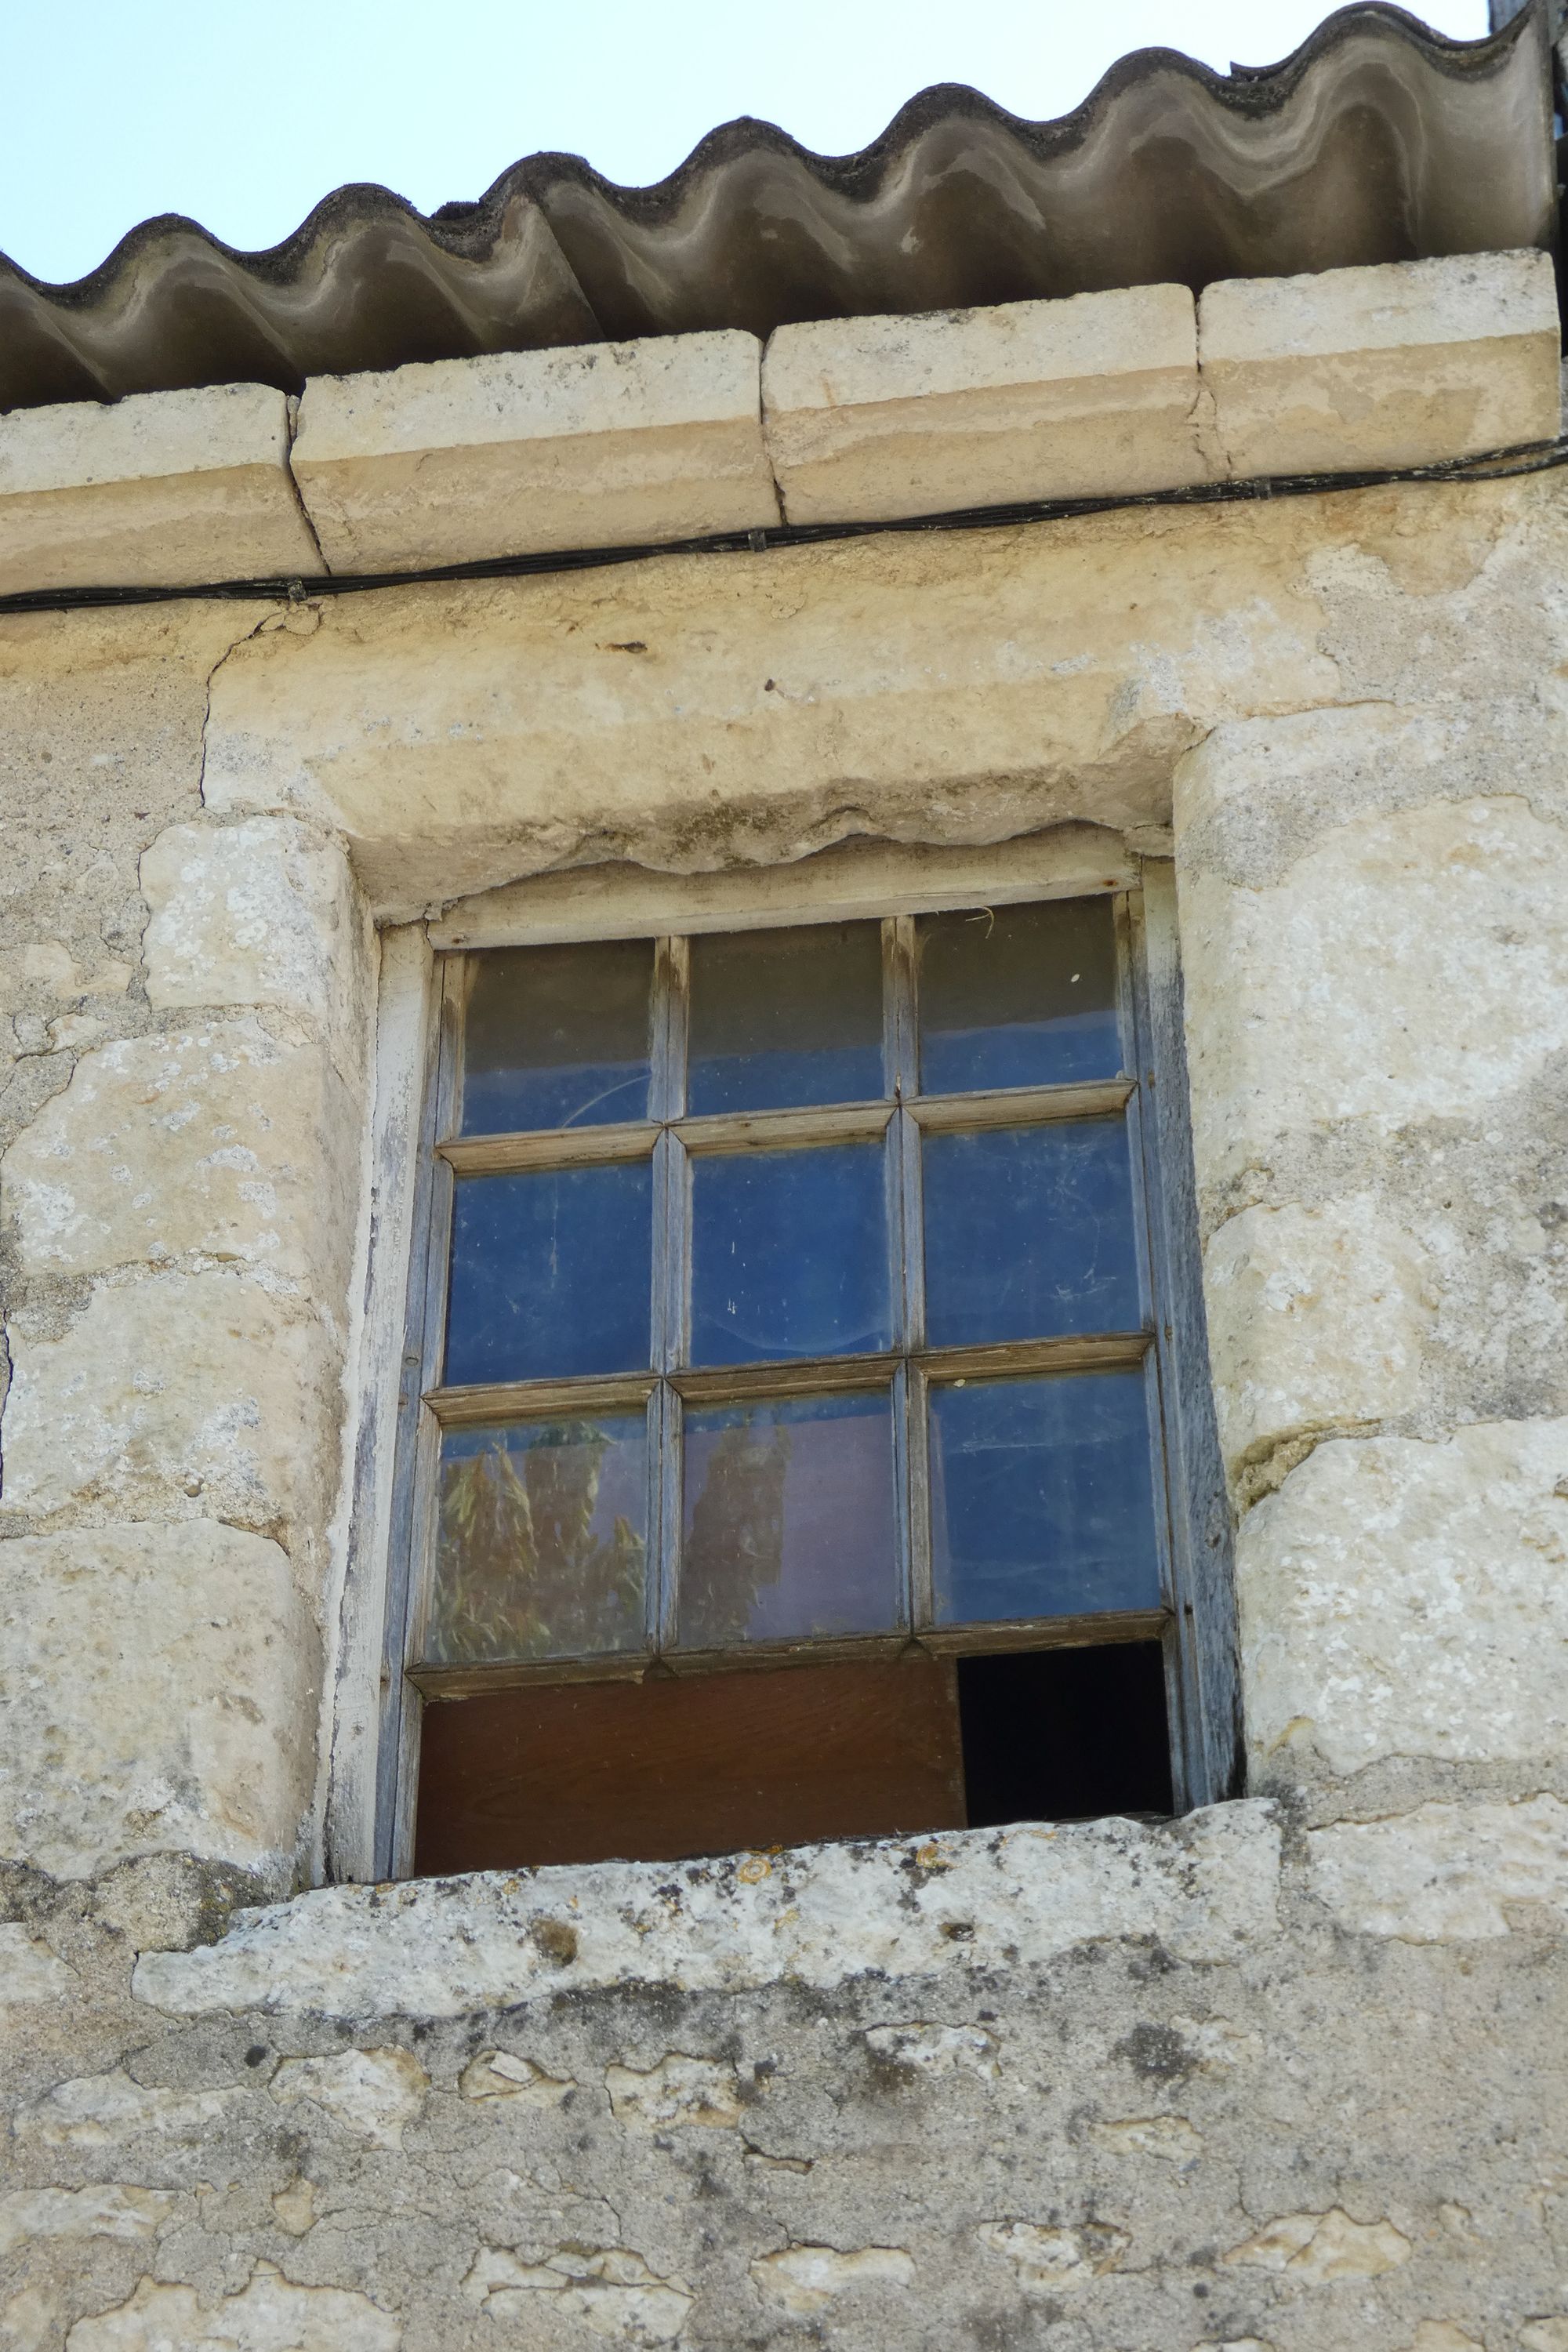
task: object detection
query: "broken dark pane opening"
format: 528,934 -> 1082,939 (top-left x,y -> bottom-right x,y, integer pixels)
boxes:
957,1642 -> 1174,1828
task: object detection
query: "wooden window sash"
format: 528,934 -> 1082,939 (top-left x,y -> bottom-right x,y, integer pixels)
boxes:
377,883 -> 1236,1877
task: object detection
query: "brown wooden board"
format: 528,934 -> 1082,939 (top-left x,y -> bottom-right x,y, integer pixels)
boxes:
412,1653 -> 966,1874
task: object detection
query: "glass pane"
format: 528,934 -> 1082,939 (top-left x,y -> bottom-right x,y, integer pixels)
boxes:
445,1162 -> 652,1386
461,940 -> 653,1134
930,1370 -> 1162,1623
917,898 -> 1120,1094
690,1142 -> 892,1367
426,1416 -> 647,1664
680,1391 -> 898,1646
688,923 -> 884,1113
923,1118 -> 1140,1346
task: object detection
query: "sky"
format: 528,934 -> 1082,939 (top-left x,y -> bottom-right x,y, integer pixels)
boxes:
2,0 -> 1490,287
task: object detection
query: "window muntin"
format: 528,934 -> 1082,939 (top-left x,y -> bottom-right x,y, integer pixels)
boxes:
411,896 -> 1171,1683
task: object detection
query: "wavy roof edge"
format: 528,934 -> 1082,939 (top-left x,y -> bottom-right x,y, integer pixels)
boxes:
0,1 -> 1556,412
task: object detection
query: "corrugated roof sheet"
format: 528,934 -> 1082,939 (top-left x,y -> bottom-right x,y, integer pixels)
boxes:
0,2 -> 1555,413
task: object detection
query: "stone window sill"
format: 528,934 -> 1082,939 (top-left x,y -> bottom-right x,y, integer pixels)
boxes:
133,1802 -> 1280,2020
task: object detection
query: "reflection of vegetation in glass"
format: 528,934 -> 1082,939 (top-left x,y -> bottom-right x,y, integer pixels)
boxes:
681,1412 -> 792,1646
428,1420 -> 644,1664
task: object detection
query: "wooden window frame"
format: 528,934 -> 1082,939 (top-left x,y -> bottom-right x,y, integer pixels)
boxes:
372,858 -> 1240,1878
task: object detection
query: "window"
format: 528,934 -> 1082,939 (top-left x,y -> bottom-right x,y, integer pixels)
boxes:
387,885 -> 1229,1875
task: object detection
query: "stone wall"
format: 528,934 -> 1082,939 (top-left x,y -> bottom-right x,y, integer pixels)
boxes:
3,465 -> 1566,2348
0,604 -> 373,1888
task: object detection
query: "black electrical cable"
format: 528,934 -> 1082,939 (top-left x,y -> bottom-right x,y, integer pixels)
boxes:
5,430 -> 1568,619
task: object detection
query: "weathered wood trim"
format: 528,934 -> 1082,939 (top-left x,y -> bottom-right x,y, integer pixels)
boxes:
321,927 -> 434,1882
1128,860 -> 1244,1808
323,924 -> 434,1883
916,1607 -> 1171,1657
909,1076 -> 1134,1131
438,1121 -> 659,1173
424,1373 -> 659,1424
670,1355 -> 899,1403
675,1101 -> 894,1153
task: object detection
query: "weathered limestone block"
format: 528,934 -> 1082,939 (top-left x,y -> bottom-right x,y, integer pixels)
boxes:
269,2048 -> 429,2149
1308,1794 -> 1568,1939
1200,249 -> 1561,477
1237,1418 -> 1568,1781
0,1521 -> 312,1880
0,1924 -> 77,2005
16,2071 -> 248,2149
66,2266 -> 400,2352
0,383 -> 324,596
1176,771 -> 1568,1213
604,2054 -> 741,2129
0,2185 -> 173,2256
762,285 -> 1205,524
0,1270 -> 344,1546
751,2244 -> 916,2314
1203,1197 -> 1435,1483
140,818 -> 368,1080
200,494 -> 1338,916
131,1803 -> 1280,2016
292,332 -> 779,570
2,1018 -> 359,1289
0,603 -> 267,1167
0,1805 -> 1552,2351
1219,2205 -> 1412,2281
462,2244 -> 692,2340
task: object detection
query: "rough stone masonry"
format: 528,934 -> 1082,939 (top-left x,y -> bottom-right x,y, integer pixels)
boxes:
2,252 -> 1567,2350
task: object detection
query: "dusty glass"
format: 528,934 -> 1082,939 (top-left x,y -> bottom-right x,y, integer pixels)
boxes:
687,921 -> 885,1113
689,1142 -> 892,1366
679,1391 -> 898,1646
445,1162 -> 653,1385
461,939 -> 654,1135
930,1369 -> 1162,1623
425,1415 -> 648,1664
922,1116 -> 1140,1346
917,898 -> 1121,1094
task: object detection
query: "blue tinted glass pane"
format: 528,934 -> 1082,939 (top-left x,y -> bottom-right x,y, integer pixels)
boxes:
426,1416 -> 647,1664
931,1370 -> 1162,1623
445,1163 -> 652,1385
462,940 -> 653,1134
688,923 -> 884,1113
690,1143 -> 891,1366
680,1391 -> 898,1646
918,898 -> 1121,1094
924,1119 -> 1140,1346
